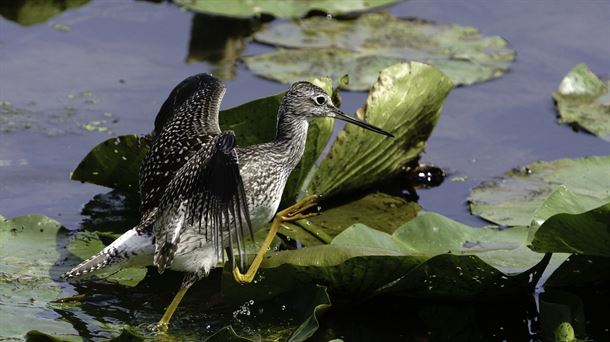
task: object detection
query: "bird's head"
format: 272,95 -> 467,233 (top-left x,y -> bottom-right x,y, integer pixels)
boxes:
283,81 -> 394,137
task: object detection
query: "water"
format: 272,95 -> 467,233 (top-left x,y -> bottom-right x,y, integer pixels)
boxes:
1,0 -> 609,340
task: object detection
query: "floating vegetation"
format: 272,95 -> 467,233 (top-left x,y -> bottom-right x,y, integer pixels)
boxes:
468,156 -> 610,226
553,64 -> 610,141
246,13 -> 515,90
174,0 -> 400,19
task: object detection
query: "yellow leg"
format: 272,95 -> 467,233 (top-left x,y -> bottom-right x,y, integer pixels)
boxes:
156,285 -> 190,332
233,195 -> 320,284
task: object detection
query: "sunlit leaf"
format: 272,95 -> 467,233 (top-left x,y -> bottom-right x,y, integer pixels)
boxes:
246,13 -> 515,90
246,212 -> 549,299
175,0 -> 400,19
281,193 -> 421,246
468,155 -> 610,226
553,64 -> 610,141
530,202 -> 610,257
308,62 -> 452,197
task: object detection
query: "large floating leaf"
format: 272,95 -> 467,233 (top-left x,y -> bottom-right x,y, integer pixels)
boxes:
246,13 -> 515,90
174,0 -> 399,19
553,64 -> 610,141
70,79 -> 333,206
530,202 -> 610,257
0,215 -> 79,340
241,212 -> 549,299
468,155 -> 610,226
71,134 -> 150,193
308,62 -> 452,197
281,193 -> 421,246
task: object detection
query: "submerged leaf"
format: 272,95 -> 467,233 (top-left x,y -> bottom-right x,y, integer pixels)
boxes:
553,64 -> 610,141
246,13 -> 515,90
468,155 -> 610,226
174,0 -> 400,19
308,62 -> 452,197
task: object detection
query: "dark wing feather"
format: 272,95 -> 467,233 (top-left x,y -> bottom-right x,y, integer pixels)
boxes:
140,74 -> 226,213
153,131 -> 253,274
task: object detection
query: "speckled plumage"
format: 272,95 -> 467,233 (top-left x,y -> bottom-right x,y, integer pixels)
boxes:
63,75 -> 342,281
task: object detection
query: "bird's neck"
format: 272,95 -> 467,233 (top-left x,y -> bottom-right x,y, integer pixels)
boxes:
273,110 -> 309,169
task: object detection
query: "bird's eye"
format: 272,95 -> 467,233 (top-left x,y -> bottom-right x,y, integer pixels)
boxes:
314,96 -> 326,105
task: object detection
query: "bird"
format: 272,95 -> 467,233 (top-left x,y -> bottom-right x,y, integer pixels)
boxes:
63,73 -> 393,331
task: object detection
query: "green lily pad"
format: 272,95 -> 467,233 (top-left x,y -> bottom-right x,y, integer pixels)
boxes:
468,155 -> 610,226
530,202 -> 610,257
0,215 -> 79,340
553,64 -> 610,141
71,134 -> 150,194
246,13 -> 515,90
244,212 -> 548,299
281,193 -> 421,246
0,0 -> 89,26
528,186 -> 609,241
308,62 -> 452,197
174,0 -> 399,19
70,79 -> 334,206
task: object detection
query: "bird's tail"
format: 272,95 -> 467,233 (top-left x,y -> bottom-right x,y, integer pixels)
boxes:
63,227 -> 154,279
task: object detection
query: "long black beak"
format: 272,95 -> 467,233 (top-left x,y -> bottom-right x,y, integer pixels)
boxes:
329,108 -> 394,137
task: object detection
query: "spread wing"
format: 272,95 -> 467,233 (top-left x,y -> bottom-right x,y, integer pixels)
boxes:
140,73 -> 226,213
153,131 -> 253,274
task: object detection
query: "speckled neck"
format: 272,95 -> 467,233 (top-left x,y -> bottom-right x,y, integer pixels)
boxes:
273,105 -> 309,169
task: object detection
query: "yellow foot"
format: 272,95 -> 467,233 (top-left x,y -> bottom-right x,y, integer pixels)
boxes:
233,195 -> 321,284
155,322 -> 169,333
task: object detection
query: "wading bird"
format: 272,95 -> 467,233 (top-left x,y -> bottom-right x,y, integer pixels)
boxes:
64,74 -> 393,330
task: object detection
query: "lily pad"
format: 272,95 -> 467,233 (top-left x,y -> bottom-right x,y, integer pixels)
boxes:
0,0 -> 89,26
281,192 -> 421,246
553,64 -> 610,141
0,215 -> 79,340
243,212 -> 549,299
308,62 -> 452,197
70,80 -> 334,206
71,134 -> 150,194
468,155 -> 610,226
530,202 -> 610,257
246,13 -> 515,90
174,0 -> 399,19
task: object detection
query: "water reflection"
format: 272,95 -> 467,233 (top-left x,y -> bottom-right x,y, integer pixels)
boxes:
0,0 -> 89,26
187,13 -> 265,80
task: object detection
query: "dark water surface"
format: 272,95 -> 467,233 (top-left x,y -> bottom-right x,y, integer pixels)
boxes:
1,0 -> 609,340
